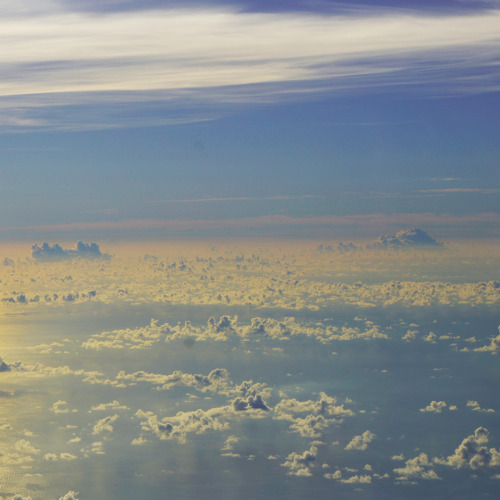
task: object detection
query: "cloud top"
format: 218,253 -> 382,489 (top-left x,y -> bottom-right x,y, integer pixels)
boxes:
368,228 -> 442,249
32,241 -> 109,261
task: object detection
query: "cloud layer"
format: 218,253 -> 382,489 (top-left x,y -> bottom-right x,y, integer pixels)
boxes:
1,3 -> 500,129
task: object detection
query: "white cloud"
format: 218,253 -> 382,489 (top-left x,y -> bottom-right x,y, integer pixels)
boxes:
466,400 -> 495,413
136,407 -> 230,444
345,430 -> 375,451
89,400 -> 129,412
434,427 -> 500,469
419,401 -> 448,413
59,491 -> 79,500
474,327 -> 500,352
281,445 -> 318,477
394,453 -> 441,481
51,400 -> 71,414
14,439 -> 40,455
92,414 -> 119,435
1,5 -> 500,129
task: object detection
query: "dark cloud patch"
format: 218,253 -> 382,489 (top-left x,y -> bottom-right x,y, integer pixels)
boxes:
0,357 -> 11,372
32,242 -> 110,261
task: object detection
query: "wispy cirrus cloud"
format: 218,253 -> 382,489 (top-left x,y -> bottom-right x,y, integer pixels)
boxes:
1,2 -> 500,130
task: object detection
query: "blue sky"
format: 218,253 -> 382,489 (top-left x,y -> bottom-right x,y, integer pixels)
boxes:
1,0 -> 499,240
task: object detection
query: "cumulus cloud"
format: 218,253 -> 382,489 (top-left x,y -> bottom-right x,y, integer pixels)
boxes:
43,452 -> 77,461
231,394 -> 269,413
59,491 -> 79,500
92,414 -> 119,435
281,446 -> 318,477
136,407 -> 230,444
14,439 -> 40,455
434,427 -> 500,469
345,431 -> 375,451
394,453 -> 441,481
32,242 -> 109,261
51,400 -> 71,414
420,401 -> 448,413
474,327 -> 500,352
90,400 -> 129,412
466,401 -> 495,413
116,367 -> 233,394
274,393 -> 354,438
367,228 -> 441,249
340,474 -> 372,484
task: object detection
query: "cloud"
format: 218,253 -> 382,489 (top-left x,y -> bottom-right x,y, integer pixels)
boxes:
89,400 -> 129,412
474,327 -> 500,352
92,414 -> 119,435
345,430 -> 375,451
394,453 -> 441,481
221,435 -> 240,452
367,228 -> 441,249
281,445 -> 318,477
136,407 -> 230,444
231,394 -> 270,412
2,5 -> 500,130
5,212 -> 500,240
43,452 -> 77,461
14,439 -> 40,455
274,393 -> 354,438
0,357 -> 11,372
32,241 -> 109,261
434,427 -> 500,469
59,492 -> 79,500
466,400 -> 495,413
340,474 -> 372,484
420,401 -> 448,413
51,400 -> 73,414
115,367 -> 233,394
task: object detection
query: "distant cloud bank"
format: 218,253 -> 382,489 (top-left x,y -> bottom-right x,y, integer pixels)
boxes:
367,228 -> 442,249
318,228 -> 442,253
32,242 -> 109,261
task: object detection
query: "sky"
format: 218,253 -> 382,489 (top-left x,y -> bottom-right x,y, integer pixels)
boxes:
0,0 -> 499,240
1,2 -> 500,500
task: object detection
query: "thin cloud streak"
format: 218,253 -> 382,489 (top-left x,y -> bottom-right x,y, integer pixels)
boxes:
151,195 -> 320,203
1,4 -> 500,129
2,213 -> 499,240
416,188 -> 500,194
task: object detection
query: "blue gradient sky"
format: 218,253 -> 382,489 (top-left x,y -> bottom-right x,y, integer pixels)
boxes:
1,0 -> 499,240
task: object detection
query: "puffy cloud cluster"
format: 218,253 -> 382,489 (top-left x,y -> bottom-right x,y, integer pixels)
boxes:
281,446 -> 318,477
82,315 -> 390,351
274,393 -> 354,438
367,229 -> 442,249
394,453 -> 441,481
32,242 -> 109,261
0,243 -> 498,313
419,401 -> 448,413
59,492 -> 79,500
345,431 -> 375,451
92,414 -> 119,435
136,407 -> 230,444
466,401 -> 495,413
435,427 -> 500,469
115,368 -> 234,394
474,327 -> 500,352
